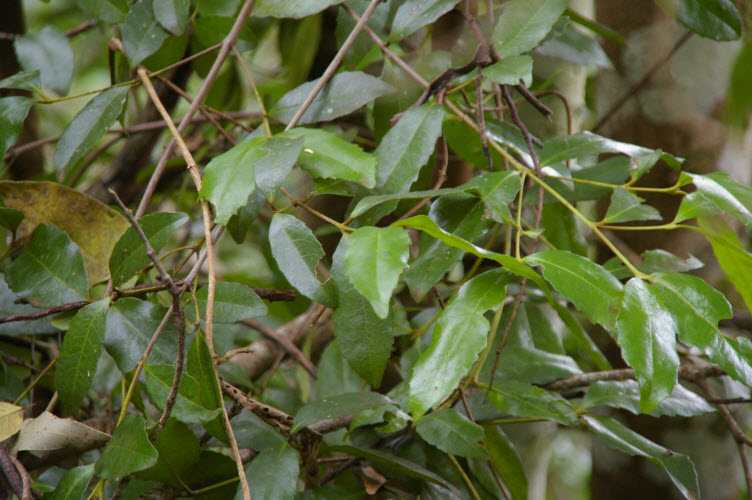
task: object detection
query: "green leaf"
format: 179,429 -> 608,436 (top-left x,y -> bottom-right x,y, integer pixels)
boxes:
109,211 -> 188,286
280,128 -> 376,188
582,415 -> 699,499
344,226 -> 410,318
253,0 -> 340,18
153,0 -> 189,35
675,172 -> 752,228
226,190 -> 265,244
581,380 -> 715,417
45,464 -> 95,500
0,96 -> 35,161
524,250 -> 622,330
332,237 -> 393,388
187,331 -> 226,443
602,188 -> 662,224
200,137 -> 267,225
497,347 -> 582,384
195,282 -> 267,323
122,0 -> 171,65
268,213 -> 336,307
95,415 -> 158,480
329,445 -> 460,494
389,0 -> 462,42
54,299 -> 110,413
536,22 -> 612,68
492,0 -> 569,58
0,207 -> 23,233
242,442 -> 300,500
489,379 -> 578,426
144,364 -> 222,423
6,224 -> 88,308
14,26 -> 73,94
0,70 -> 42,94
615,278 -> 679,413
668,0 -> 742,40
409,269 -> 509,419
76,0 -> 129,23
350,187 -> 468,219
724,40 -> 752,129
253,136 -> 304,203
316,340 -> 368,397
291,392 -> 391,433
484,426 -> 528,500
105,298 -> 177,373
483,55 -> 534,86
0,277 -> 56,336
192,15 -> 258,53
271,71 -> 393,125
415,409 -> 487,459
462,170 -> 523,224
54,86 -> 129,179
136,419 -> 200,487
375,103 -> 445,194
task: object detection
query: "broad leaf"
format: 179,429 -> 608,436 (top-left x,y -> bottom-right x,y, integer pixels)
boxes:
489,379 -> 578,426
6,224 -> 88,308
137,419 -> 200,488
12,411 -> 108,454
675,172 -> 752,228
46,464 -> 95,500
602,188 -> 661,224
581,380 -> 715,417
242,442 -> 300,500
350,187 -> 468,219
0,71 -> 42,94
109,211 -> 188,286
484,426 -> 528,500
195,282 -> 268,323
280,127 -> 376,188
0,207 -> 23,233
409,269 -> 509,419
483,55 -> 534,86
536,21 -> 613,68
292,392 -> 391,433
462,170 -> 523,224
144,364 -> 222,423
0,402 -> 23,443
153,0 -> 189,35
493,0 -> 569,59
271,71 -> 393,125
95,415 -> 158,480
76,0 -> 129,23
616,278 -> 679,413
725,40 -> 752,129
55,299 -> 110,414
14,26 -> 73,94
253,135 -> 304,203
332,237 -> 393,388
524,250 -> 623,330
253,0 -> 340,18
0,96 -> 35,161
55,86 -> 129,179
344,226 -> 411,318
316,340 -> 368,397
415,409 -> 487,459
187,331 -> 226,443
268,213 -> 337,307
668,0 -> 742,40
122,0 -> 171,65
583,415 -> 699,499
496,347 -> 582,384
389,0 -> 462,42
0,278 -> 56,337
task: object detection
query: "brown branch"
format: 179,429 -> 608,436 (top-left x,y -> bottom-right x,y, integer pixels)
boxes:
220,379 -> 294,434
241,319 -> 318,378
7,454 -> 31,500
0,446 -> 24,499
545,364 -> 726,391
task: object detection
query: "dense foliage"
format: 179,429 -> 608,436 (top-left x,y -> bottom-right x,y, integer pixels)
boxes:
1,0 -> 751,498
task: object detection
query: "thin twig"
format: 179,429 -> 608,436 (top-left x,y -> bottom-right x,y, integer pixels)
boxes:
242,319 -> 317,377
546,364 -> 726,391
7,453 -> 32,500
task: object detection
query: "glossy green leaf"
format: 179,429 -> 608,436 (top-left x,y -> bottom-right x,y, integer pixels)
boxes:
122,0 -> 171,65
524,250 -> 622,330
0,207 -> 23,233
76,0 -> 129,23
483,55 -> 534,86
145,364 -> 222,423
582,415 -> 699,499
675,172 -> 752,228
375,103 -> 445,193
389,0 -> 462,41
253,136 -> 303,203
493,0 -> 569,58
668,0 -> 742,40
615,278 -> 679,413
226,190 -> 265,244
344,226 -> 410,318
329,445 -> 459,494
292,392 -> 391,433
444,117 -> 506,169
195,282 -> 267,323
14,26 -> 73,94
55,299 -> 110,413
105,298 -> 177,373
271,71 -> 393,125
350,187 -> 468,219
187,331 -> 226,443
200,137 -> 267,225
0,70 -> 42,94
109,211 -> 188,286
0,96 -> 35,161
6,224 -> 88,308
0,277 -> 56,336
54,86 -> 129,179
489,379 -> 578,426
95,415 -> 158,480
242,442 -> 300,500
280,128 -> 376,188
153,0 -> 189,35
641,250 -> 703,273
462,170 -> 523,224
484,426 -> 528,500
268,213 -> 336,307
253,0 -> 340,18
416,409 -> 487,459
581,380 -> 715,417
316,340 -> 368,397
486,119 -> 538,167
136,419 -> 200,487
497,347 -> 582,384
332,237 -> 393,388
46,464 -> 95,500
602,187 -> 661,224
410,269 -> 509,419
536,22 -> 612,68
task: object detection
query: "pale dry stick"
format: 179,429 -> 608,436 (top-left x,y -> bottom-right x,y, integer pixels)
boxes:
283,0 -> 384,131
135,68 -> 249,500
242,318 -> 318,377
135,0 -> 258,218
